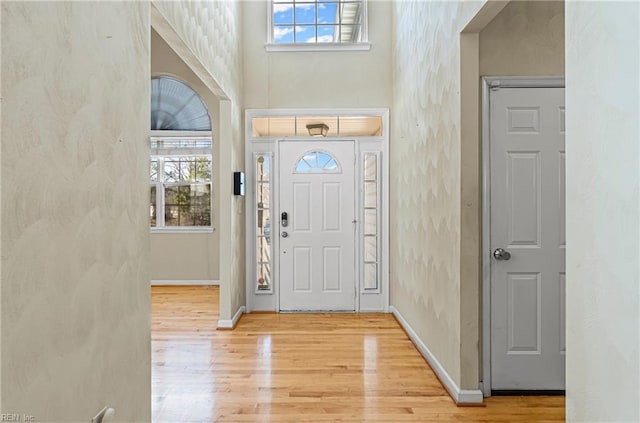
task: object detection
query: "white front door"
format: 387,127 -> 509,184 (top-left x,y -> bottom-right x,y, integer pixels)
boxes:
279,141 -> 356,311
490,87 -> 566,390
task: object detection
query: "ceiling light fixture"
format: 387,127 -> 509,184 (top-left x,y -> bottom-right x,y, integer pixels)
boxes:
306,123 -> 329,137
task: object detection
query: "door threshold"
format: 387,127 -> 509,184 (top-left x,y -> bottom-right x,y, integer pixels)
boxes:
279,310 -> 356,313
491,390 -> 565,396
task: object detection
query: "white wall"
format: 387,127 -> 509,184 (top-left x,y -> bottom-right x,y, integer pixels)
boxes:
1,2 -> 151,421
152,0 -> 245,321
390,0 -> 488,391
150,233 -> 219,281
565,1 -> 640,421
150,29 -> 220,282
480,0 -> 564,76
243,1 -> 392,108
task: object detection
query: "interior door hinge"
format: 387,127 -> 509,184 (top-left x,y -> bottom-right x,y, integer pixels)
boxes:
490,81 -> 501,91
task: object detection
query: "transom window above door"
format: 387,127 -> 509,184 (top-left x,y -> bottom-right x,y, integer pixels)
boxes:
250,115 -> 383,138
267,0 -> 370,51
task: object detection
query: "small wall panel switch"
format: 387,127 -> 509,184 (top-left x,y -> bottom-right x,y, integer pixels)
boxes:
234,171 -> 245,196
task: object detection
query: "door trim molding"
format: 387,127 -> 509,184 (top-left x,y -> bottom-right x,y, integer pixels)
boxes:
481,76 -> 565,397
244,108 -> 390,314
390,306 -> 484,404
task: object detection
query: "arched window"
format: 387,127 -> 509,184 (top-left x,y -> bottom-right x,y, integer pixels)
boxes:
295,151 -> 341,173
150,76 -> 213,230
151,76 -> 211,131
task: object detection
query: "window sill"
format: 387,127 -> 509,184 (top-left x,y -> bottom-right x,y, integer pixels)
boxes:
151,227 -> 215,234
265,42 -> 371,52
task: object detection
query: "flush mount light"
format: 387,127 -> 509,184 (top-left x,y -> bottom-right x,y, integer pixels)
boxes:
306,123 -> 329,137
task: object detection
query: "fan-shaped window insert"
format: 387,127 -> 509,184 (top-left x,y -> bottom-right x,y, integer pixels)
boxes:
151,76 -> 211,131
295,151 -> 341,173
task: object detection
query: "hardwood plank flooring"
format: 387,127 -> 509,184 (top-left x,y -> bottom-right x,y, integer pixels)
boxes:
152,286 -> 565,422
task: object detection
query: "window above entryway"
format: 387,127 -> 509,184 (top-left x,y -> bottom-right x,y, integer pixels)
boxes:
266,0 -> 370,51
250,114 -> 382,138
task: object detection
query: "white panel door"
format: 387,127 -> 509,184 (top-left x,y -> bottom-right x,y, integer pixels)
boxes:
279,141 -> 356,311
490,87 -> 565,390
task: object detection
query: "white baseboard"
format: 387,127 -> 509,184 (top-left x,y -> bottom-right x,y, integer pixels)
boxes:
151,279 -> 220,286
217,305 -> 246,329
389,305 -> 484,404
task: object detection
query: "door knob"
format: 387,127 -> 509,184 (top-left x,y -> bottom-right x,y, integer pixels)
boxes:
493,248 -> 511,261
281,231 -> 288,238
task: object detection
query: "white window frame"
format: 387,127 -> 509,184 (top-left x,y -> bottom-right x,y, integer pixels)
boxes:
266,0 -> 370,52
293,150 -> 342,173
151,130 -> 214,234
361,150 -> 381,293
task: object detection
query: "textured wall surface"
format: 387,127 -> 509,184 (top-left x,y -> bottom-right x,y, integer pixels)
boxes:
390,0 -> 485,389
1,2 -> 151,421
150,29 -> 221,282
152,1 -> 242,104
152,0 -> 245,318
243,0 -> 392,108
480,0 -> 564,76
565,2 -> 640,421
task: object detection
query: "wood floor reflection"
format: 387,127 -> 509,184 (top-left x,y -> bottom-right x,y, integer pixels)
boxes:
152,286 -> 565,422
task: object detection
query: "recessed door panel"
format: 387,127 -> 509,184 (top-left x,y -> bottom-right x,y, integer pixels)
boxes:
293,247 -> 311,292
507,107 -> 540,133
507,273 -> 541,354
323,247 -> 342,292
293,183 -> 311,232
507,152 -> 541,247
559,152 -> 566,248
323,182 -> 341,232
559,273 -> 566,355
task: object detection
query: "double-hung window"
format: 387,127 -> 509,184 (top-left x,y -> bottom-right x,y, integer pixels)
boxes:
150,76 -> 213,231
150,137 -> 212,230
268,0 -> 369,50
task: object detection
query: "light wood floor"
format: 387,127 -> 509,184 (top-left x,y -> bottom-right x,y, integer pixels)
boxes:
152,286 -> 565,422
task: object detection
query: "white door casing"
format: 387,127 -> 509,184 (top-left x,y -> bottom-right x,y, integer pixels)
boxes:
489,86 -> 566,390
279,141 -> 356,311
245,108 -> 389,314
